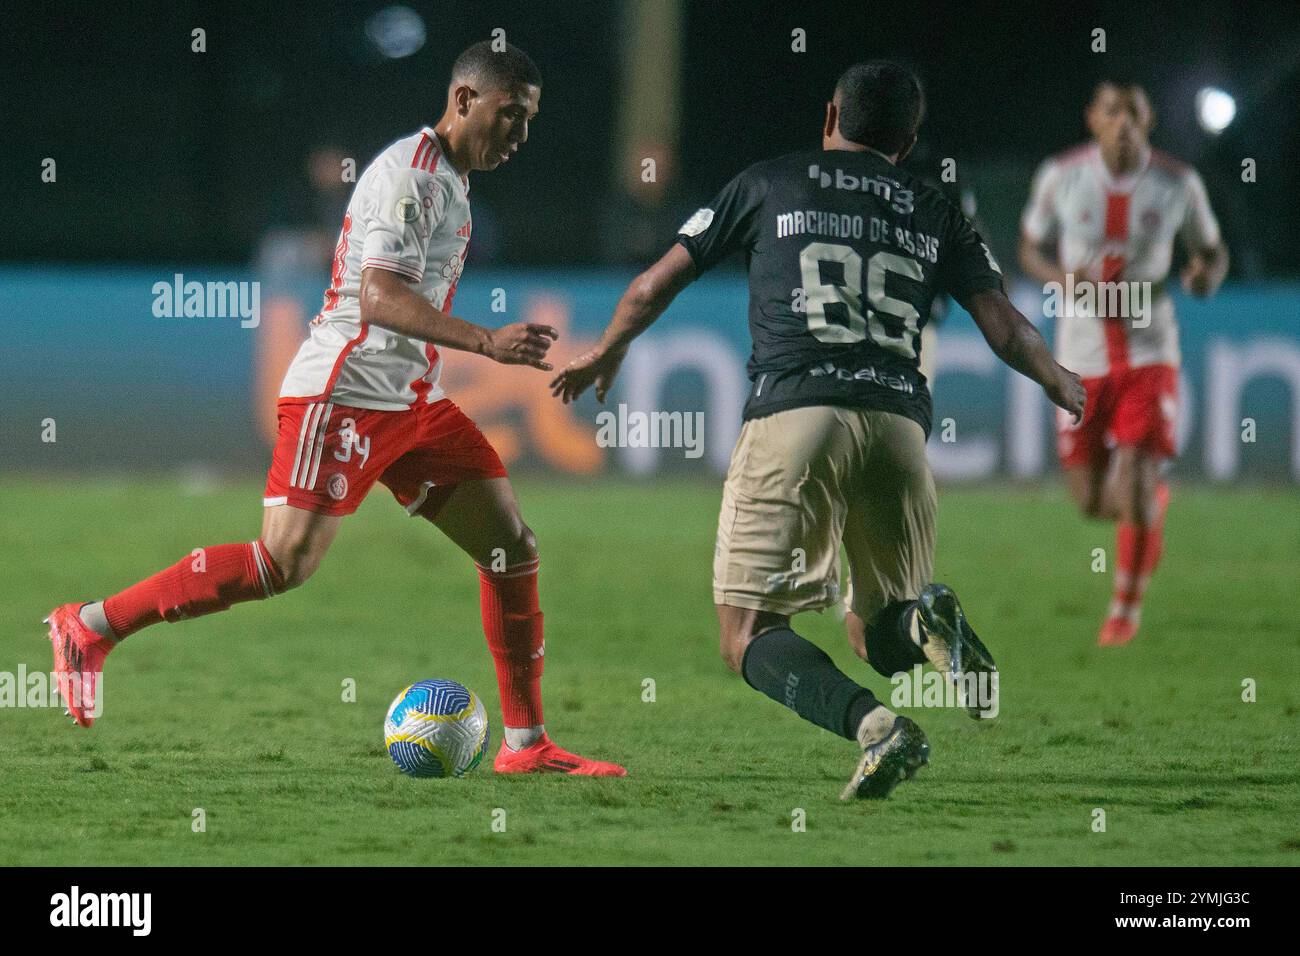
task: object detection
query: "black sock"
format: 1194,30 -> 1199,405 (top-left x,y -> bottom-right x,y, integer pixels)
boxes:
741,627 -> 880,740
863,600 -> 926,678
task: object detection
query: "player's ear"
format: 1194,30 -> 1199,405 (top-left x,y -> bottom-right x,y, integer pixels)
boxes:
823,101 -> 837,139
453,83 -> 476,116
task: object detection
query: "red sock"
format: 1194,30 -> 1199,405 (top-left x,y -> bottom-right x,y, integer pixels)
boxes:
1146,481 -> 1170,572
478,557 -> 544,728
1112,522 -> 1162,623
103,540 -> 285,639
1142,523 -> 1165,576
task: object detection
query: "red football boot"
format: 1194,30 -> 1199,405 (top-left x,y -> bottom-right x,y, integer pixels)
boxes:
494,733 -> 627,776
1097,615 -> 1137,647
45,603 -> 116,727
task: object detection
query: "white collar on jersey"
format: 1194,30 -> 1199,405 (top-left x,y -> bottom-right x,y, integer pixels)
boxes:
1090,142 -> 1150,192
423,127 -> 470,193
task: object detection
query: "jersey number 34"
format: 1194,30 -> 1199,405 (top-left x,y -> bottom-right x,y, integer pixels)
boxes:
800,242 -> 922,358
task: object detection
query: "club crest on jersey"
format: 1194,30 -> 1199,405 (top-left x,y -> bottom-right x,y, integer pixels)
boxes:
395,196 -> 421,223
327,473 -> 349,501
679,208 -> 714,237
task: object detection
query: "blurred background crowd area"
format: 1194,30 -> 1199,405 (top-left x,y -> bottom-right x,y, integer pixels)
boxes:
4,0 -> 1298,279
3,1 -> 1298,483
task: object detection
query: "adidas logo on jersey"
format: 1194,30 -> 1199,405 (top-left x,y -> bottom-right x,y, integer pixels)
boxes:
807,163 -> 915,215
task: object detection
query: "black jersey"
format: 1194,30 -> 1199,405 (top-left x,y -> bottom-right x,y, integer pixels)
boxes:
675,148 -> 1004,435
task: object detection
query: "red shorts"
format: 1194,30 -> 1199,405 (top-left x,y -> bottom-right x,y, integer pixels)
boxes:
1057,363 -> 1178,468
264,398 -> 507,517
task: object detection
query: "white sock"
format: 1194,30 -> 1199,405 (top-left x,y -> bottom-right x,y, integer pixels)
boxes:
856,705 -> 898,749
504,725 -> 545,751
79,602 -> 117,641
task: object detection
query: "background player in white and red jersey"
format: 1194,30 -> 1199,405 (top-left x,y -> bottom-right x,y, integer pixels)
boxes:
1019,82 -> 1229,646
45,41 -> 625,775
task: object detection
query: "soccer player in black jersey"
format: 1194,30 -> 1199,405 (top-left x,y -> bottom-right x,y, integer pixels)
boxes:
553,61 -> 1085,799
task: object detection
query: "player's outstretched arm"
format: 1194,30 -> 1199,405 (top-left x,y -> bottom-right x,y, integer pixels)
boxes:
961,287 -> 1086,423
360,266 -> 558,370
550,244 -> 697,404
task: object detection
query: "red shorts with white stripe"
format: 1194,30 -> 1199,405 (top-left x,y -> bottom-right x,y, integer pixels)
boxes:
1057,363 -> 1178,468
264,398 -> 507,517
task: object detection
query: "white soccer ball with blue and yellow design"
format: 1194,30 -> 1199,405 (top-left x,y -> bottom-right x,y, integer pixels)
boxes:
384,679 -> 490,778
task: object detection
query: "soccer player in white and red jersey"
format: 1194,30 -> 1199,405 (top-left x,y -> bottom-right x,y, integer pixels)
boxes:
44,41 -> 625,776
1019,82 -> 1228,646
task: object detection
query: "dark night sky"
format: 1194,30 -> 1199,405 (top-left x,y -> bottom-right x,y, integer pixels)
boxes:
3,0 -> 1297,274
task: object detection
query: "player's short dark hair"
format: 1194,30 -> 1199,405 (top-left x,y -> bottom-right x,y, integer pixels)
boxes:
1087,80 -> 1154,127
1090,79 -> 1144,101
451,40 -> 541,91
1089,79 -> 1151,110
833,61 -> 925,154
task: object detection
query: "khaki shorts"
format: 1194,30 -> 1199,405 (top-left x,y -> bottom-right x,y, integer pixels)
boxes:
713,405 -> 936,620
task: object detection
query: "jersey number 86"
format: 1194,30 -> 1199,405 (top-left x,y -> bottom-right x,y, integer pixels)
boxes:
800,242 -> 923,359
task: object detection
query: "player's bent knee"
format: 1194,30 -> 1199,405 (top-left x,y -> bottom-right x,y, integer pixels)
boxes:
716,609 -> 751,674
275,555 -> 317,591
718,630 -> 748,674
480,520 -> 537,568
845,613 -> 869,661
504,519 -> 537,564
261,538 -> 324,591
717,608 -> 787,674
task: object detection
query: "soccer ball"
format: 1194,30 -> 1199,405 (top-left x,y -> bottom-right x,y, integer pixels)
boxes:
384,679 -> 490,778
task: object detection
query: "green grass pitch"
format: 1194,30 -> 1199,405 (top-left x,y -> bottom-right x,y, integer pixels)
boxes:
2,478 -> 1297,866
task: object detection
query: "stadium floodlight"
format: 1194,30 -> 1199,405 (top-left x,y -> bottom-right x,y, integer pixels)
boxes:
1195,86 -> 1236,134
364,5 -> 426,60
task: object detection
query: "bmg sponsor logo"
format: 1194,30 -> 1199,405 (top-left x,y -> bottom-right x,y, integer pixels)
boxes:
807,163 -> 915,214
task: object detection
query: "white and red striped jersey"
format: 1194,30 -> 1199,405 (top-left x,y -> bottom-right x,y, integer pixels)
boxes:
1021,142 -> 1220,377
280,127 -> 472,410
